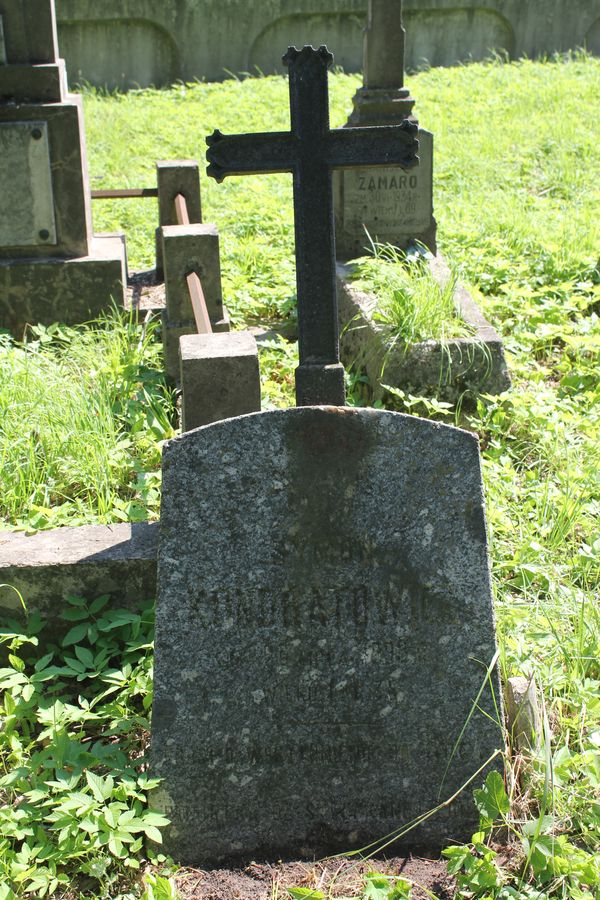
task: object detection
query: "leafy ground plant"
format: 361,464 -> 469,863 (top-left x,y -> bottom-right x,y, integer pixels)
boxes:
0,596 -> 172,899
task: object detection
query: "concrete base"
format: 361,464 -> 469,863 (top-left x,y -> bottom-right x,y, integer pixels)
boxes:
0,522 -> 158,643
337,255 -> 511,404
163,308 -> 231,381
0,233 -> 127,336
179,331 -> 261,431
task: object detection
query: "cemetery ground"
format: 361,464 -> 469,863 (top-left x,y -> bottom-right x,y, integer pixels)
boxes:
0,53 -> 598,899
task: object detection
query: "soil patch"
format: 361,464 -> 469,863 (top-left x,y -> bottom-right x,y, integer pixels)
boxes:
126,270 -> 166,312
175,855 -> 455,900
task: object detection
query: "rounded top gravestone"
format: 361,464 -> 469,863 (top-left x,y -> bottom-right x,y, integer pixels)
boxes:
151,407 -> 503,865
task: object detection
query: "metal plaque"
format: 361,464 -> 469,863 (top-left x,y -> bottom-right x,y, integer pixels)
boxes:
0,121 -> 57,248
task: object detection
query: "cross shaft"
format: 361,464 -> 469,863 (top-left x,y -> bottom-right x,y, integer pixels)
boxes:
207,45 -> 418,406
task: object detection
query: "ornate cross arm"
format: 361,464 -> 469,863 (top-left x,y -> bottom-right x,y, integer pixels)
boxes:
206,129 -> 295,182
327,120 -> 418,170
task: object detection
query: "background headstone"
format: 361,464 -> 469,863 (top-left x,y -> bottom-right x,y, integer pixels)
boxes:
151,407 -> 502,865
334,0 -> 437,257
0,0 -> 127,335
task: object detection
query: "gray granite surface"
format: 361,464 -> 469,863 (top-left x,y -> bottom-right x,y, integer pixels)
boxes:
152,407 -> 502,864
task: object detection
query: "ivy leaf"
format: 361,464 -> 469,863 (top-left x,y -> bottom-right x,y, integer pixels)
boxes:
473,770 -> 509,823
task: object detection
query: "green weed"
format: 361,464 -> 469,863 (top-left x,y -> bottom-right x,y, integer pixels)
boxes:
348,242 -> 471,344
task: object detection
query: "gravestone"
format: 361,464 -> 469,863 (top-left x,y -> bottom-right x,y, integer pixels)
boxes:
334,0 -> 437,258
0,0 -> 127,335
206,44 -> 418,406
151,406 -> 502,864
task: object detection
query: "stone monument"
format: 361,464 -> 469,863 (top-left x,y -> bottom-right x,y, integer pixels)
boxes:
151,407 -> 503,864
334,0 -> 437,258
0,0 -> 127,336
151,44 -> 502,865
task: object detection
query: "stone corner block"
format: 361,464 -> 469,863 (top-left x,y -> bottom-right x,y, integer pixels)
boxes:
161,306 -> 231,382
161,223 -> 223,322
155,159 -> 203,276
179,330 -> 261,431
156,159 -> 202,226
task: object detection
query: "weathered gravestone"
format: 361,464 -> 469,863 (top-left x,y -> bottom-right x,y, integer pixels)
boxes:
206,44 -> 418,407
334,0 -> 437,258
0,0 -> 126,335
151,407 -> 503,864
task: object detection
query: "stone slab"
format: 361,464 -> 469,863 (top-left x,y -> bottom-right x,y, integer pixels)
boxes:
151,407 -> 503,865
0,522 -> 158,642
0,60 -> 65,103
0,121 -> 57,248
0,234 -> 127,336
335,128 -> 436,258
0,0 -> 58,65
180,331 -> 261,431
337,256 -> 511,403
0,97 -> 92,260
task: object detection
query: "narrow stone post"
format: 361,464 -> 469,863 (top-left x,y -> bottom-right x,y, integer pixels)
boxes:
179,332 -> 261,431
155,160 -> 203,279
161,223 -> 230,380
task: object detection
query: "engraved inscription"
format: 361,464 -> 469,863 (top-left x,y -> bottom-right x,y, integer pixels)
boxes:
343,166 -> 430,234
186,582 -> 458,629
0,122 -> 57,248
342,130 -> 434,237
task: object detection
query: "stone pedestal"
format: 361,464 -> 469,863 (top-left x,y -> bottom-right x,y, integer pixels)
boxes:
334,86 -> 437,259
0,0 -> 127,335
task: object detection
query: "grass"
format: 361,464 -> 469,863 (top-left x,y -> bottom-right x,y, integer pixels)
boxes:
347,241 -> 472,344
0,53 -> 598,898
0,315 -> 175,532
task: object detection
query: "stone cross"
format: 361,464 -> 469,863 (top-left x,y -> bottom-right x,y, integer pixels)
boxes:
364,0 -> 406,90
206,45 -> 418,407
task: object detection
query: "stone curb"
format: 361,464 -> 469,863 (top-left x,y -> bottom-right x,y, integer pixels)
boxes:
0,522 -> 158,642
